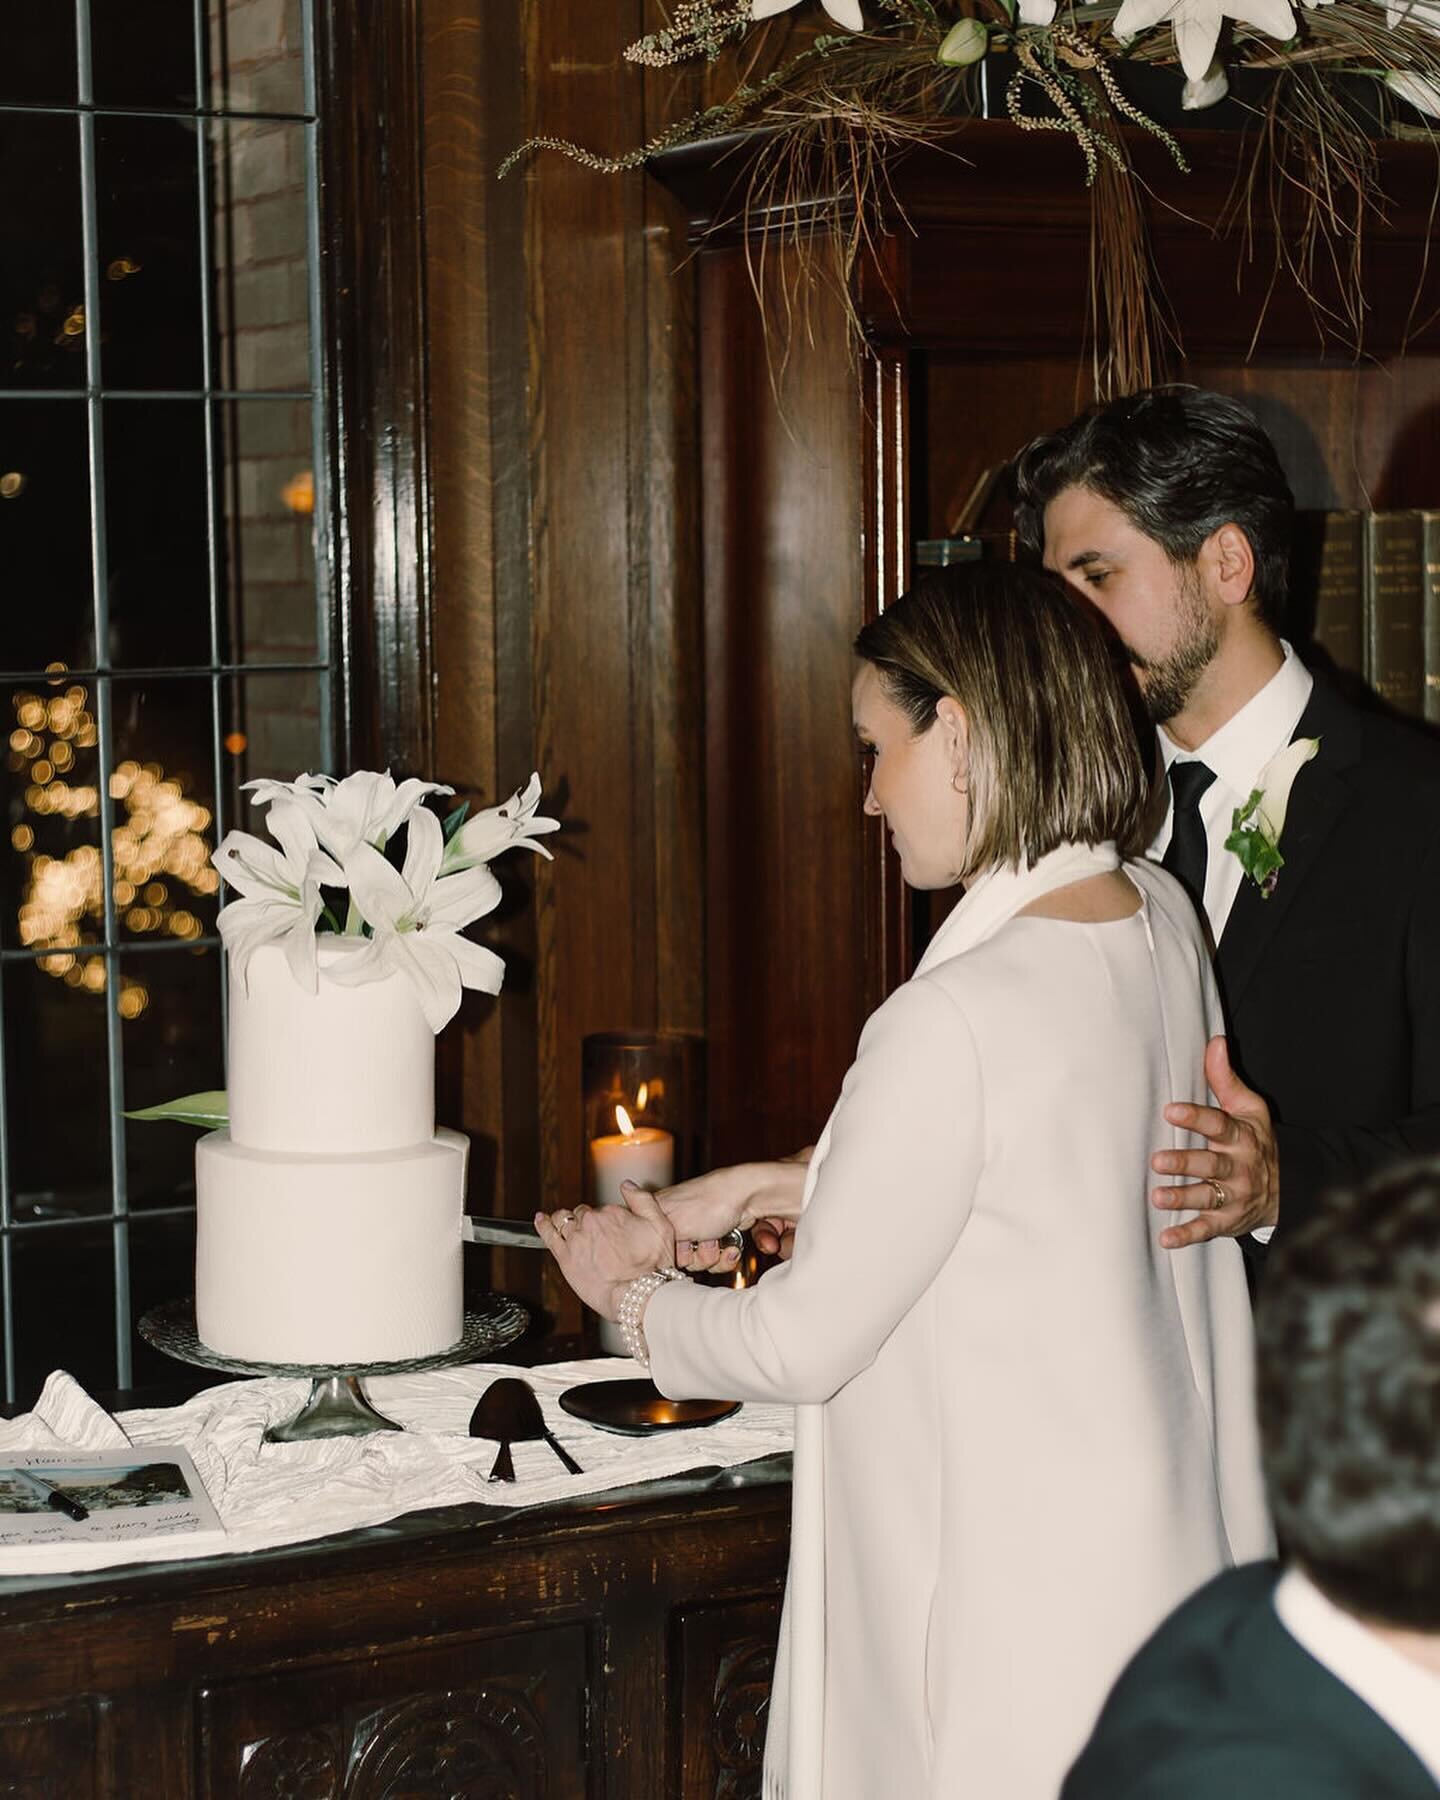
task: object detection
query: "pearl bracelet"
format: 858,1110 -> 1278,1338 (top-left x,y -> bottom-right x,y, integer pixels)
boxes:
616,1267 -> 688,1368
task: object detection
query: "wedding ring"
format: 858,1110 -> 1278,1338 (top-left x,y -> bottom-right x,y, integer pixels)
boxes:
1205,1179 -> 1228,1208
555,1209 -> 575,1234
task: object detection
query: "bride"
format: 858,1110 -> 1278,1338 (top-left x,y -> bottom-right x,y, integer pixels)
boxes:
537,561 -> 1271,1799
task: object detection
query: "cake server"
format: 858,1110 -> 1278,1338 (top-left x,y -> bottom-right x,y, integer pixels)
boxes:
462,1215 -> 544,1250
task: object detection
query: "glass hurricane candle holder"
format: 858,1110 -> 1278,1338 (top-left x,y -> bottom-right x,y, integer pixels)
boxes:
582,1031 -> 706,1353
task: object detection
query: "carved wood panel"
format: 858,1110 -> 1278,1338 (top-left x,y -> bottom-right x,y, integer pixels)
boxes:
197,1625 -> 587,1800
672,1597 -> 782,1800
0,1697 -> 104,1799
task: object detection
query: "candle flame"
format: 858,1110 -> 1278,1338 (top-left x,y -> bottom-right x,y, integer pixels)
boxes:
615,1103 -> 636,1137
636,1081 -> 649,1111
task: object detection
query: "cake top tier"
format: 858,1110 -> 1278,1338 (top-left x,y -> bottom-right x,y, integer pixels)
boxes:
227,941 -> 436,1154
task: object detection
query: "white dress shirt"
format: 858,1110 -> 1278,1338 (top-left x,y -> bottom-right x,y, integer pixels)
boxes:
1275,1565 -> 1440,1787
1150,642 -> 1314,945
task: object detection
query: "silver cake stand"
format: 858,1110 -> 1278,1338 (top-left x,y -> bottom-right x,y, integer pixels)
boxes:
138,1296 -> 530,1443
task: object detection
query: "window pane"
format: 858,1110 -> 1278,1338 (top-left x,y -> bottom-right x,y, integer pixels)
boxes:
122,945 -> 221,1211
3,953 -> 113,1224
104,399 -> 212,668
2,677 -> 103,955
9,1224 -> 116,1401
218,399 -> 319,663
208,0 -> 307,117
0,401 -> 95,671
110,677 -> 219,944
212,118 -> 311,393
128,1212 -> 198,1390
91,0 -> 198,113
96,115 -> 204,390
0,111 -> 85,391
0,15 -> 77,107
220,671 -> 326,818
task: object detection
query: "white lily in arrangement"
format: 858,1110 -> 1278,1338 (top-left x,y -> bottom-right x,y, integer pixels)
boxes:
213,801 -> 347,991
243,769 -> 454,862
328,807 -> 508,1032
1112,0 -> 1295,81
751,0 -> 865,31
441,772 -> 561,874
1181,56 -> 1230,106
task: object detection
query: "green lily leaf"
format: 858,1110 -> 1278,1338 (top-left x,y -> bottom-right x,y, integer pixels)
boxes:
125,1090 -> 229,1129
442,800 -> 471,842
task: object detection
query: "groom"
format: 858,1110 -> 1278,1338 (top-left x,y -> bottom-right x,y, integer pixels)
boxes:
1012,387 -> 1440,1252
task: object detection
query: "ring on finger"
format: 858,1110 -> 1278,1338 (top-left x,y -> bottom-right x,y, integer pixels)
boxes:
1205,1178 -> 1228,1207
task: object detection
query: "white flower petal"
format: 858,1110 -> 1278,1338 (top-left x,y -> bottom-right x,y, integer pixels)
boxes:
1229,0 -> 1296,40
321,937 -> 392,986
821,0 -> 864,26
445,933 -> 508,997
1016,0 -> 1057,20
1113,0 -> 1182,37
1182,56 -> 1229,106
381,777 -> 454,844
428,864 -> 503,932
214,829 -> 296,901
1388,68 -> 1440,114
1173,3 -> 1223,81
751,0 -> 801,15
218,896 -> 299,988
1254,735 -> 1320,841
340,841 -> 414,932
400,805 -> 445,904
1388,0 -> 1440,31
391,932 -> 465,1033
282,902 -> 322,992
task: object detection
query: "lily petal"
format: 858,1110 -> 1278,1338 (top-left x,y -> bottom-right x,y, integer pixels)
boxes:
1173,3 -> 1223,81
340,841 -> 415,932
1182,56 -> 1229,106
390,932 -> 465,1033
751,0 -> 801,15
445,933 -> 508,997
1113,0 -> 1183,36
1255,735 -> 1320,841
428,864 -> 503,932
1016,0 -> 1057,20
1387,68 -> 1440,114
400,805 -> 445,906
1228,0 -> 1296,39
821,0 -> 865,26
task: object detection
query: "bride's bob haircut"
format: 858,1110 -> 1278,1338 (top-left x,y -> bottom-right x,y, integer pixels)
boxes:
854,562 -> 1150,875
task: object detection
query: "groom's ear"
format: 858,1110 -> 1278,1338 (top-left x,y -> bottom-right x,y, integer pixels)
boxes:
1206,522 -> 1256,611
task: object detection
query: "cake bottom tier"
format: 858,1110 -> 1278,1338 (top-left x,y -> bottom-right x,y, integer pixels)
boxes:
194,1127 -> 468,1364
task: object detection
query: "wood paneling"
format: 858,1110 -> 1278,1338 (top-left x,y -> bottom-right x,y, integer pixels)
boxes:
416,5 -> 706,1330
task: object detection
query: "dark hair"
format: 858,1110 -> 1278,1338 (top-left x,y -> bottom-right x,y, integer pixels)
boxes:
853,561 -> 1149,871
1010,386 -> 1294,632
1257,1160 -> 1440,1629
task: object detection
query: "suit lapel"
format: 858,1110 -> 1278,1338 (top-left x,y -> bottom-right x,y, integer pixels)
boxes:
1214,681 -> 1362,1017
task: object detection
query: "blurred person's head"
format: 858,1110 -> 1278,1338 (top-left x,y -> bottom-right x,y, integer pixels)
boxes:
851,561 -> 1148,888
1258,1161 -> 1440,1631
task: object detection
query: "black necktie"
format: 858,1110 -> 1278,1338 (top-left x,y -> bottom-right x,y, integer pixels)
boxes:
1163,760 -> 1216,913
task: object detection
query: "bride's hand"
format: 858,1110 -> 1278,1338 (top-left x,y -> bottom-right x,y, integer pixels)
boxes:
658,1156 -> 811,1270
534,1187 -> 676,1321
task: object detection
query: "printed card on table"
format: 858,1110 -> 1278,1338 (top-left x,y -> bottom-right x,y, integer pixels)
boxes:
0,1447 -> 222,1551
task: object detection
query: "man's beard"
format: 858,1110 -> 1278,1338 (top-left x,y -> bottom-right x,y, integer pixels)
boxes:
1128,574 -> 1219,725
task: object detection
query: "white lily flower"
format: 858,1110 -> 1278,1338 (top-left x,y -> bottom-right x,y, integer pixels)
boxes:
213,802 -> 347,992
1254,735 -> 1320,842
1387,68 -> 1440,114
441,772 -> 561,874
244,769 -> 454,863
328,808 -> 507,1032
751,0 -> 865,31
1016,0 -> 1058,21
1112,0 -> 1294,81
1182,56 -> 1229,105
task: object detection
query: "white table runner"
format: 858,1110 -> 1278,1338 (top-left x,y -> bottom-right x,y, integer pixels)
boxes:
0,1362 -> 794,1576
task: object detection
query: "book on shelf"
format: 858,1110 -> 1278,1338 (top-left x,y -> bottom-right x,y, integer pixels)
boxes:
0,1446 -> 222,1555
1292,509 -> 1437,722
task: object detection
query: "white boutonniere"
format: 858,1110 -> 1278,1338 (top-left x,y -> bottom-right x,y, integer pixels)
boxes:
1224,736 -> 1321,900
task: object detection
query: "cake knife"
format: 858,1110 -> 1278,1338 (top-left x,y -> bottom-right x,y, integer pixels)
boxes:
462,1215 -> 544,1250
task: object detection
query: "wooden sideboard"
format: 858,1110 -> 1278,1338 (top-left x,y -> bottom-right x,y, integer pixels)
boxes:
0,1457 -> 791,1797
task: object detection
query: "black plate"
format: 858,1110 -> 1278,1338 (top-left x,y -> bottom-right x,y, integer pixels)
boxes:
558,1378 -> 740,1436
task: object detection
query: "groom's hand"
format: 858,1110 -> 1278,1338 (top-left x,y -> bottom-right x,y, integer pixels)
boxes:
1150,1036 -> 1279,1249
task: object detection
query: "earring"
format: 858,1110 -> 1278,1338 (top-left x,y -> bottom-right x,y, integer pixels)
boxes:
951,771 -> 968,794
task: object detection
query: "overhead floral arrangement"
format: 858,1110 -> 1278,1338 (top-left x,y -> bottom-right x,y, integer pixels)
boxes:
504,0 -> 1440,388
214,770 -> 560,1032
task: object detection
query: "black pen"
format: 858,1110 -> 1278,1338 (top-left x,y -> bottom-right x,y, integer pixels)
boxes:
15,1468 -> 88,1522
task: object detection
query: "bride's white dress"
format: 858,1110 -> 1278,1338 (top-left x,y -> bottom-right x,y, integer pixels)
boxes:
646,846 -> 1272,1799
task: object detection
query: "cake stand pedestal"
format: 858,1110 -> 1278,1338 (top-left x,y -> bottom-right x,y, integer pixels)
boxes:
138,1296 -> 530,1443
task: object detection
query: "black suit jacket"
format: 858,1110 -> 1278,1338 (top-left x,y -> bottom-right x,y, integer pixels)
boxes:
1212,676 -> 1440,1234
1062,1563 -> 1438,1800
